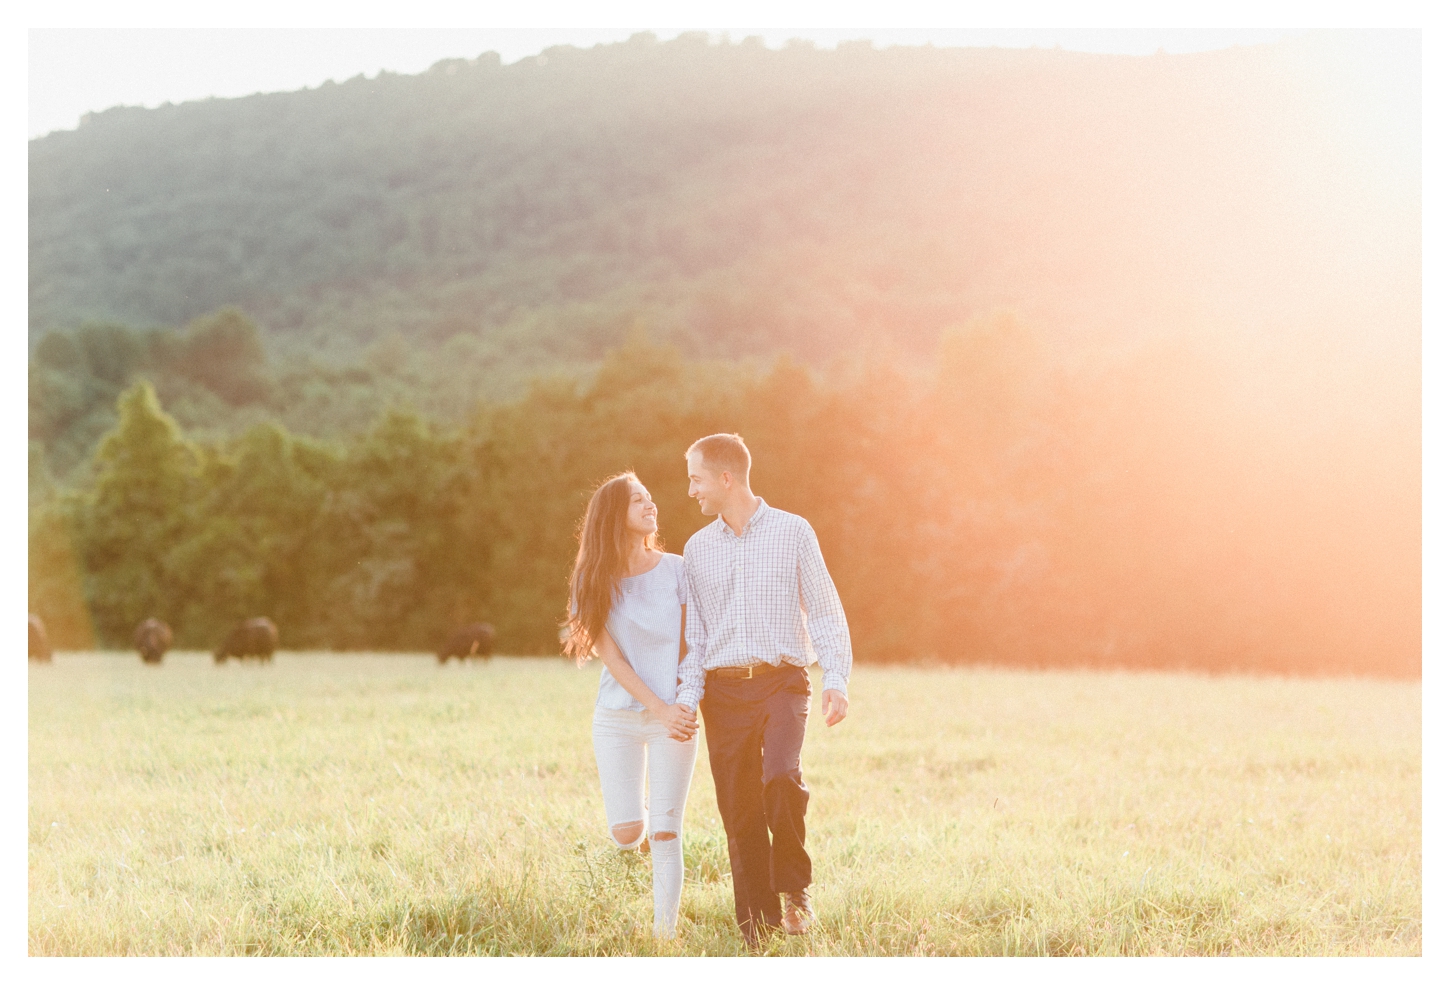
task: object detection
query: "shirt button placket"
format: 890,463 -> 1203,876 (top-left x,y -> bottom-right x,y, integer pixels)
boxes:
730,530 -> 742,661
737,531 -> 747,660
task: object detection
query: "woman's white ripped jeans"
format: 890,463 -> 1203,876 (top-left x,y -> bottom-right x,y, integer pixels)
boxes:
592,706 -> 698,938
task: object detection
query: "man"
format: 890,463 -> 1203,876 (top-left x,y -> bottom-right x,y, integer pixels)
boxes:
676,432 -> 852,947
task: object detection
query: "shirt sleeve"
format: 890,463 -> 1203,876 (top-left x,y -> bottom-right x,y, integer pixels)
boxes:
797,521 -> 852,697
675,549 -> 707,710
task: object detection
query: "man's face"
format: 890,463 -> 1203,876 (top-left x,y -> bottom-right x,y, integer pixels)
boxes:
687,451 -> 727,515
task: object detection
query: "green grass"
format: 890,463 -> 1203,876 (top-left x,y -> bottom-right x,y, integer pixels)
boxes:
29,654 -> 1420,955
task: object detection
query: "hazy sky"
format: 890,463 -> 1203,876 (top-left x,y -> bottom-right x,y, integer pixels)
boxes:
28,28 -> 1306,139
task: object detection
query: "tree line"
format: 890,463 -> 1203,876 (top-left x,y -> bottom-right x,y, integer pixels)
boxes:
28,318 -> 1420,677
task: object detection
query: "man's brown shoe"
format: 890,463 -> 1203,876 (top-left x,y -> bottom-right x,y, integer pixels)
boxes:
781,891 -> 815,935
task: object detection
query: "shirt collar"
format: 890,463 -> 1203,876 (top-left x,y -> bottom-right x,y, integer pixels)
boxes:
715,497 -> 770,538
745,497 -> 770,531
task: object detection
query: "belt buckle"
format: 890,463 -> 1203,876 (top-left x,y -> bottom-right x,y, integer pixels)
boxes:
741,664 -> 755,679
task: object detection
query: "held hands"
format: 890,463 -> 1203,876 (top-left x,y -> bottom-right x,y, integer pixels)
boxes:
656,702 -> 699,742
822,689 -> 848,727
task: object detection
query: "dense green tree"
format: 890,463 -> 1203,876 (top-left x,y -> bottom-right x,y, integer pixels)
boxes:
312,408 -> 477,650
166,423 -> 337,647
921,312 -> 1061,660
28,444 -> 94,648
76,381 -> 201,644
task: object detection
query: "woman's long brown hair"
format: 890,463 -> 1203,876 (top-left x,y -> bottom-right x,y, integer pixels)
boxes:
563,472 -> 662,663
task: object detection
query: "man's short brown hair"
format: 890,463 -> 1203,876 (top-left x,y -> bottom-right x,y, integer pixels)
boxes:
687,433 -> 751,480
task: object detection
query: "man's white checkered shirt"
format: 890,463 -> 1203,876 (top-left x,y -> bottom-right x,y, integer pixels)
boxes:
676,498 -> 852,710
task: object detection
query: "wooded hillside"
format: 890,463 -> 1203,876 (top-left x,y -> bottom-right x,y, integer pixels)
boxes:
32,33 -> 1415,373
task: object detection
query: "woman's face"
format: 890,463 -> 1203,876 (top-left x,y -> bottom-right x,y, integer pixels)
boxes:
623,480 -> 658,537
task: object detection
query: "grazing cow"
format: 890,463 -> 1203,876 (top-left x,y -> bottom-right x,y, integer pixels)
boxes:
134,618 -> 173,664
214,617 -> 279,664
28,614 -> 51,662
438,622 -> 495,663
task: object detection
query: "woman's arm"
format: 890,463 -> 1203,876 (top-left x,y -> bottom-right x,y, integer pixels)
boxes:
596,627 -> 698,740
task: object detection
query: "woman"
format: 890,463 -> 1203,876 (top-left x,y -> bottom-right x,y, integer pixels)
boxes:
563,472 -> 699,939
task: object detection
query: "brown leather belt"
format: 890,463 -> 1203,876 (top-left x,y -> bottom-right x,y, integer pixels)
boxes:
708,662 -> 784,680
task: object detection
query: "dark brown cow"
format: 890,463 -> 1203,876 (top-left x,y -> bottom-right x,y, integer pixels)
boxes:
28,614 -> 51,662
134,618 -> 173,664
438,623 -> 495,663
215,617 -> 278,664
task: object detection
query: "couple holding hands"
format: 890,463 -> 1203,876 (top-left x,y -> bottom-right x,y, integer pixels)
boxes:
563,432 -> 852,947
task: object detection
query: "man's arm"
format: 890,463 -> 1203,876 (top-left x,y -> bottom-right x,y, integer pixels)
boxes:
798,522 -> 852,717
675,556 -> 708,711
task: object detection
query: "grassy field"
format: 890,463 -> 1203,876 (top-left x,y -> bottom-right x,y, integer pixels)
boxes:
28,654 -> 1420,956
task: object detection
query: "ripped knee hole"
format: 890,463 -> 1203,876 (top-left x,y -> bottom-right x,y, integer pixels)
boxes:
610,821 -> 645,846
650,831 -> 678,842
